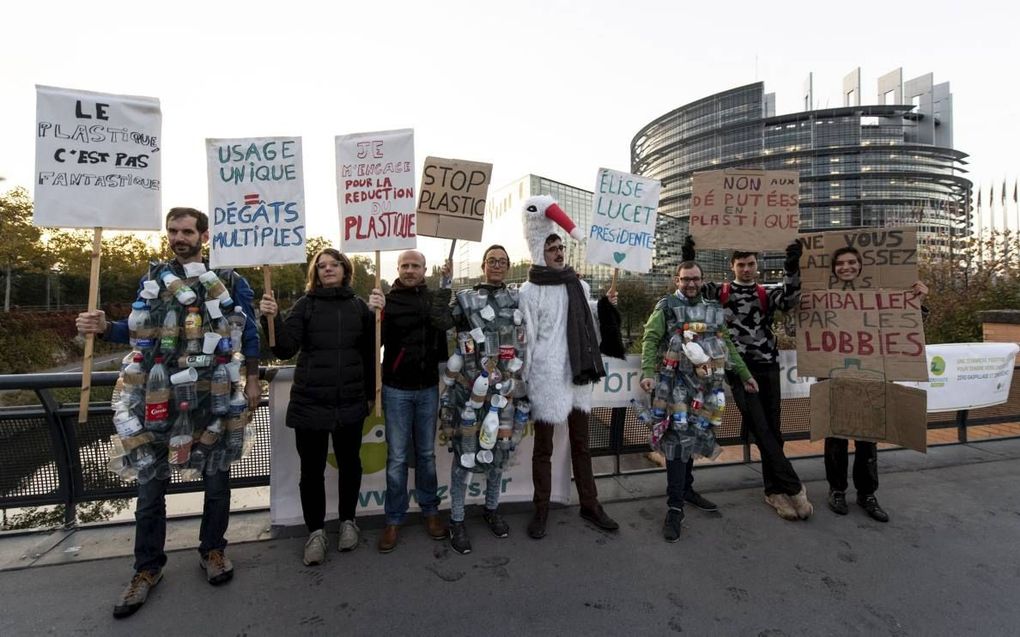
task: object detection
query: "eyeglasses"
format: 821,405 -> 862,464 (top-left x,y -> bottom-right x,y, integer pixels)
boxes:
545,245 -> 565,253
678,276 -> 702,283
485,258 -> 509,268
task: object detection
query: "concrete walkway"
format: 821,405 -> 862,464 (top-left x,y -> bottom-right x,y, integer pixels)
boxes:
2,439 -> 1019,636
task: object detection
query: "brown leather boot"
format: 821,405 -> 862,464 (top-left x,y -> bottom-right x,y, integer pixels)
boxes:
377,525 -> 399,553
424,515 -> 447,540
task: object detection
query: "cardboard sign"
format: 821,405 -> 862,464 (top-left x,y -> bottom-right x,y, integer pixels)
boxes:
689,169 -> 799,250
795,289 -> 927,381
34,85 -> 162,230
810,378 -> 927,453
799,228 -> 918,291
415,157 -> 492,241
206,137 -> 306,268
586,168 -> 660,273
336,129 -> 417,252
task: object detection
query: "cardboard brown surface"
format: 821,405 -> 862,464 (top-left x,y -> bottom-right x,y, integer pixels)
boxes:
416,156 -> 492,241
795,289 -> 927,381
799,228 -> 919,291
689,169 -> 799,250
809,378 -> 927,453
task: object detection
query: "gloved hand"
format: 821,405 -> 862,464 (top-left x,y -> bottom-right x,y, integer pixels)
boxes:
784,240 -> 803,274
681,235 -> 696,262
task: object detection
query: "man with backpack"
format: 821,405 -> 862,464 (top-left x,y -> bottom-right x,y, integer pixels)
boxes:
686,237 -> 813,521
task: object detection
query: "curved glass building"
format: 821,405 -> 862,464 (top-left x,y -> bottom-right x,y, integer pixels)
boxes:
631,71 -> 972,279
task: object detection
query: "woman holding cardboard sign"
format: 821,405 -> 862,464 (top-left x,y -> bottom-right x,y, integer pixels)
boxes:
260,248 -> 384,565
824,248 -> 928,522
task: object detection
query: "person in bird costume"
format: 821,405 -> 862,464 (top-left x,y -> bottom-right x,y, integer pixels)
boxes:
518,195 -> 626,539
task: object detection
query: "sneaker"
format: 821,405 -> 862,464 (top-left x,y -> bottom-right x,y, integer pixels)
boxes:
482,508 -> 510,538
662,508 -> 684,543
303,529 -> 327,566
338,520 -> 360,552
112,569 -> 162,618
378,524 -> 399,553
789,486 -> 814,520
765,493 -> 799,521
424,514 -> 447,540
828,490 -> 849,515
580,505 -> 620,531
449,521 -> 472,555
199,549 -> 234,586
684,490 -> 719,512
857,494 -> 889,523
527,508 -> 548,540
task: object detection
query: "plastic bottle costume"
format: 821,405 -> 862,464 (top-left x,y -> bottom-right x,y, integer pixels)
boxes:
107,262 -> 255,484
440,285 -> 530,473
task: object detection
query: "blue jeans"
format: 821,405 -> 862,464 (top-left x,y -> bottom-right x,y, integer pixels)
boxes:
134,461 -> 230,573
382,384 -> 440,524
449,459 -> 503,523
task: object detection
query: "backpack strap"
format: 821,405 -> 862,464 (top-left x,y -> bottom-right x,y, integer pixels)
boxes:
756,284 -> 768,313
720,282 -> 731,305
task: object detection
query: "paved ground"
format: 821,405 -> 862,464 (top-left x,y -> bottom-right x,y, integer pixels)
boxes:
2,439 -> 1020,636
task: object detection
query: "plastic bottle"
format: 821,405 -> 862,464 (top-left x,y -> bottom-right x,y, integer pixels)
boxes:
199,271 -> 234,308
161,271 -> 197,305
630,398 -> 656,429
214,316 -> 232,354
467,370 -> 489,409
112,409 -> 143,438
459,406 -> 477,469
652,375 -> 672,410
227,308 -> 246,354
188,418 -> 223,477
168,402 -> 194,466
128,302 -> 155,351
479,395 -> 506,450
210,356 -> 231,416
159,307 -> 179,353
144,355 -> 170,432
184,306 -> 203,353
121,353 -> 146,411
443,351 -> 463,387
225,388 -> 247,461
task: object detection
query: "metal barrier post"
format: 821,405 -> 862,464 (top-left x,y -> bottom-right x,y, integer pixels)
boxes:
609,407 -> 627,475
35,388 -> 78,527
956,409 -> 969,443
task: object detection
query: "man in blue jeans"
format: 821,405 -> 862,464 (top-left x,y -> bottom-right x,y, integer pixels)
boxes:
378,250 -> 454,552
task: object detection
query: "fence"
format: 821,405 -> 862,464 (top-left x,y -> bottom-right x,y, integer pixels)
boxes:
2,366 -> 1018,527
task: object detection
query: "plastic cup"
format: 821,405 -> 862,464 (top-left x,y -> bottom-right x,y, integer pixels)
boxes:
170,367 -> 199,385
203,332 -> 222,354
183,262 -> 207,277
205,299 -> 223,319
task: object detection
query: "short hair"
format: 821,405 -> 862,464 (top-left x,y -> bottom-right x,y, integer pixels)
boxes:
675,260 -> 703,277
544,233 -> 562,247
306,248 -> 353,292
831,246 -> 862,276
482,244 -> 509,263
165,207 -> 208,233
730,251 -> 758,264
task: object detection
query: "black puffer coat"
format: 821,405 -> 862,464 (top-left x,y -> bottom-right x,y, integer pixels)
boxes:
381,283 -> 453,390
266,286 -> 375,429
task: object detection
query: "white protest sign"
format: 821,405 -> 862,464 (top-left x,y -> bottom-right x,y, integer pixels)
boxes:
336,129 -> 417,253
34,85 -> 161,229
586,168 -> 660,273
206,137 -> 306,268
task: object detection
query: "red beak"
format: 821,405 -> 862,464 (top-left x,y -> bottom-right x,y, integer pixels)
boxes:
544,203 -> 584,241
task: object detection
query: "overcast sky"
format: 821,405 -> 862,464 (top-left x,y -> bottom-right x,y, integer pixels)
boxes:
3,0 -> 1016,278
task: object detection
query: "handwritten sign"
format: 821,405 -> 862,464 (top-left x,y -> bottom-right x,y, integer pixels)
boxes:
416,157 -> 492,241
585,168 -> 660,273
795,289 -> 927,381
336,129 -> 416,253
34,85 -> 162,229
206,137 -> 306,268
810,378 -> 927,453
798,228 -> 918,291
689,169 -> 799,250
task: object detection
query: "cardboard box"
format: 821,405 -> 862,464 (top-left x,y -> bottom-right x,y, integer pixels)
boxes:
809,377 -> 927,453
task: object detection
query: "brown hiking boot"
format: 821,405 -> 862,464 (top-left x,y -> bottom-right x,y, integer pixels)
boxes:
200,549 -> 234,585
378,524 -> 399,553
424,515 -> 447,540
765,492 -> 799,521
113,569 -> 162,618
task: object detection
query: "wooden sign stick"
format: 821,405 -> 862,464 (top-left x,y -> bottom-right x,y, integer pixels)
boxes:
374,250 -> 382,417
262,265 -> 276,347
609,267 -> 619,296
78,227 -> 103,424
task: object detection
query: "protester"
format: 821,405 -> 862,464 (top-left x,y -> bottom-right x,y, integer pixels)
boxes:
519,195 -> 626,539
685,237 -> 813,520
639,258 -> 756,541
377,251 -> 454,552
260,248 -> 384,564
76,207 -> 260,618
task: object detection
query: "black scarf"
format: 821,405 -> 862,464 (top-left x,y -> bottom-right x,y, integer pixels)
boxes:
528,265 -> 606,385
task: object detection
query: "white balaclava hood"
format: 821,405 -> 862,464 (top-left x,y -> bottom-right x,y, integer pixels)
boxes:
521,195 -> 584,266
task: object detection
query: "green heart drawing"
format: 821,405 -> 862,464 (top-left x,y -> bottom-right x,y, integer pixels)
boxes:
613,252 -> 626,264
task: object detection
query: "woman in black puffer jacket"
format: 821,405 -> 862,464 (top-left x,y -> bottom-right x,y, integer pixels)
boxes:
260,248 -> 384,565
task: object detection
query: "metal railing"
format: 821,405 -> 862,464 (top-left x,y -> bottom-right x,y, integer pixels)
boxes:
2,366 -> 1018,527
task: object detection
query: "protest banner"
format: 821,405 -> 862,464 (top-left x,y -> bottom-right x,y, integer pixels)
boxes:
798,228 -> 919,291
415,156 -> 492,242
810,377 -> 928,453
34,85 -> 162,422
795,289 -> 927,381
899,342 -> 1019,412
335,129 -> 416,253
586,168 -> 660,275
689,169 -> 799,250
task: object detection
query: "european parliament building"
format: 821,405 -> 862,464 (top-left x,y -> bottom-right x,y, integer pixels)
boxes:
631,68 -> 972,279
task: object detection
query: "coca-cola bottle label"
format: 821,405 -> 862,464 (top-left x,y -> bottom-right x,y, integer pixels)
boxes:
146,400 -> 169,422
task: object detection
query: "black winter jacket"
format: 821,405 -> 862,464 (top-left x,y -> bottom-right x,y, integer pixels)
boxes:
266,286 -> 375,429
381,283 -> 453,390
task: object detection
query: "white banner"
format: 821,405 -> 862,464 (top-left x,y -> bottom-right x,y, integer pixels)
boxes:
206,137 -> 306,268
335,129 -> 417,253
34,85 -> 162,230
269,368 -> 571,527
586,168 -> 660,273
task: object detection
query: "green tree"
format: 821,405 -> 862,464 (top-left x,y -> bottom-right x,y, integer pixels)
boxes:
0,187 -> 46,311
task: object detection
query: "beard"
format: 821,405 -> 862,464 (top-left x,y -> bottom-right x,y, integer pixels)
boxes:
171,241 -> 202,259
